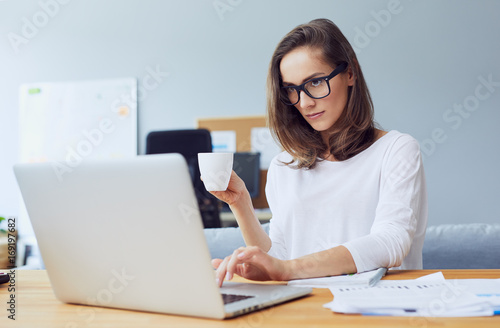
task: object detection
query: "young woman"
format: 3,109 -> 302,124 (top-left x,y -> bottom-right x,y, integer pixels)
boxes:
210,18 -> 427,286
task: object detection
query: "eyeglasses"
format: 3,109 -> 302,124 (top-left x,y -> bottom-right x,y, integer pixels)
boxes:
280,62 -> 348,106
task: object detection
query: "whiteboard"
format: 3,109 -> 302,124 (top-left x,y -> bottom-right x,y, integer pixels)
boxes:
19,78 -> 138,165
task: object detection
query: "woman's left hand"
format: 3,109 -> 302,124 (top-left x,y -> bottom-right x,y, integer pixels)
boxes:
212,246 -> 288,287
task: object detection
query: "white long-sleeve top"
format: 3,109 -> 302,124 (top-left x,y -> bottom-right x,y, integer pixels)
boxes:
266,130 -> 428,272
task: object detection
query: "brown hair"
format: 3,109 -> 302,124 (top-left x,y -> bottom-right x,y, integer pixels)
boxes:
267,18 -> 376,169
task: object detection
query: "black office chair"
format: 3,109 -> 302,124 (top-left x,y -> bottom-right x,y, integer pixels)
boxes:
220,152 -> 260,214
146,129 -> 221,228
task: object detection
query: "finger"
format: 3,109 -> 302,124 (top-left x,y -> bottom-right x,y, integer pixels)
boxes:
210,190 -> 223,198
233,262 -> 249,278
209,189 -> 232,204
236,246 -> 259,261
211,258 -> 223,269
215,256 -> 231,287
232,247 -> 263,276
226,247 -> 246,281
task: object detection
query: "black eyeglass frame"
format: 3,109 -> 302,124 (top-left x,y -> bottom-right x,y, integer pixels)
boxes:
280,61 -> 349,106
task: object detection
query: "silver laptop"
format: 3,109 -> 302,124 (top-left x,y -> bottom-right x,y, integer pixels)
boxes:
13,154 -> 311,319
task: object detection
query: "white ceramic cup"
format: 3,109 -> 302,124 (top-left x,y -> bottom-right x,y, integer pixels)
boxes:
198,152 -> 233,191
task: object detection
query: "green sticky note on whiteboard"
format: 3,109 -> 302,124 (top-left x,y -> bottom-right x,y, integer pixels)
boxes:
28,88 -> 41,94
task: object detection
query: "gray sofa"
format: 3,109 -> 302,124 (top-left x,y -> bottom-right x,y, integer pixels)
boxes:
422,223 -> 500,269
204,223 -> 500,269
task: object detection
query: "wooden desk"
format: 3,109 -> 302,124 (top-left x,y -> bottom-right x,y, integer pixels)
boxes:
1,270 -> 499,327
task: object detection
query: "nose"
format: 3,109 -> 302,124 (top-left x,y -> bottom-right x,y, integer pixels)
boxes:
298,90 -> 315,109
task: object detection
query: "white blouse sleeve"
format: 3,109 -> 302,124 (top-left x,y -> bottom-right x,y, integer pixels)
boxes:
342,136 -> 427,272
265,157 -> 288,260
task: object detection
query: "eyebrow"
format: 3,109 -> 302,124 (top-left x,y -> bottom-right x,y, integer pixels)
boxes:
282,72 -> 327,86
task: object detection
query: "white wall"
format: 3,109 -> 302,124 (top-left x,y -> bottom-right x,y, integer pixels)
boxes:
1,0 -> 499,232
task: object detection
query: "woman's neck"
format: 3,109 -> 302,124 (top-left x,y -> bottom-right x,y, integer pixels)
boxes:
321,128 -> 387,162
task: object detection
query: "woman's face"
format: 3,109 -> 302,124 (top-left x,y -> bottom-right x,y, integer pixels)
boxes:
280,47 -> 354,140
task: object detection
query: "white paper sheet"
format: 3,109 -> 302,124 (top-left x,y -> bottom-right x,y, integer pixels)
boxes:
211,130 -> 236,152
324,273 -> 500,317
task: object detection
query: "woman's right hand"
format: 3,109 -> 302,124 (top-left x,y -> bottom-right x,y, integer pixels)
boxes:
211,246 -> 288,287
207,170 -> 248,206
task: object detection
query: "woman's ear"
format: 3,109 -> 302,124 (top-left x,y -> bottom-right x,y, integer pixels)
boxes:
346,64 -> 355,86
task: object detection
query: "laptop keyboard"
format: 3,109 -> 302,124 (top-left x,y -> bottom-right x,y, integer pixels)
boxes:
222,293 -> 254,305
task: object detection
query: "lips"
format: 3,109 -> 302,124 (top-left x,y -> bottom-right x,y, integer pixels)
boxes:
306,111 -> 325,120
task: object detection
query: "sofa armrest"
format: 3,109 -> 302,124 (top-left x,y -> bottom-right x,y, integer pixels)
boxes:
423,223 -> 500,269
204,223 -> 270,259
